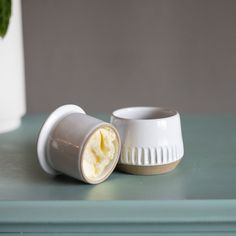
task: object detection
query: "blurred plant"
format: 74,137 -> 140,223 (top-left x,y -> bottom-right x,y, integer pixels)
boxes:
0,0 -> 11,38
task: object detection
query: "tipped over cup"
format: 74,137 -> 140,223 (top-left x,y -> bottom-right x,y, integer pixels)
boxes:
37,105 -> 121,184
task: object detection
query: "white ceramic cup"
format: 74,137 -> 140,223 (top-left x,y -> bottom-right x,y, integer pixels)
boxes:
111,107 -> 184,175
37,104 -> 121,184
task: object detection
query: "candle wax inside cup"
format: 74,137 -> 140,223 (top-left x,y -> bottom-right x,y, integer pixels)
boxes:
82,127 -> 118,180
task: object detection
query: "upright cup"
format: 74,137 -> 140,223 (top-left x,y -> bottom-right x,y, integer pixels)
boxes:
37,105 -> 121,184
111,107 -> 184,175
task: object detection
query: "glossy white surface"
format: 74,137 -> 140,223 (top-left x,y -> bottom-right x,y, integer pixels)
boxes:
111,107 -> 184,166
0,118 -> 21,133
0,0 -> 26,133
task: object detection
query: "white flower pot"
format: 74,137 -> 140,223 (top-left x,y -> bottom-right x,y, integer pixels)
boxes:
0,0 -> 26,133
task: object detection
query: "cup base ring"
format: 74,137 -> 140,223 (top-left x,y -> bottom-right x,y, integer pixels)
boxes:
117,159 -> 182,175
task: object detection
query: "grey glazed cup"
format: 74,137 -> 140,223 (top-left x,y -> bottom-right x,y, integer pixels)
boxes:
37,104 -> 121,184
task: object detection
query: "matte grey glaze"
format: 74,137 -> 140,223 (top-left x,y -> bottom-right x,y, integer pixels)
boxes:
46,113 -> 120,183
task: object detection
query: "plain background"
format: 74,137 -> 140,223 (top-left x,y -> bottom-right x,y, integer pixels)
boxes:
22,0 -> 236,113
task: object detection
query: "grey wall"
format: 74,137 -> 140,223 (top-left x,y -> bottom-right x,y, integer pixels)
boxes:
22,0 -> 236,113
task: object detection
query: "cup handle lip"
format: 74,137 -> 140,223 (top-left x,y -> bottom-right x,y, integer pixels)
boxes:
37,104 -> 86,175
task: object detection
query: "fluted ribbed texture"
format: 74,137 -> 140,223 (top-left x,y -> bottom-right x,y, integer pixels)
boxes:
119,145 -> 184,166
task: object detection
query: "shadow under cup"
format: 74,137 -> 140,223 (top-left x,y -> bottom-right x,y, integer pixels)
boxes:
111,107 -> 184,175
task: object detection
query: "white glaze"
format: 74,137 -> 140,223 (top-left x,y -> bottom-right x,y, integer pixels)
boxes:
111,107 -> 184,166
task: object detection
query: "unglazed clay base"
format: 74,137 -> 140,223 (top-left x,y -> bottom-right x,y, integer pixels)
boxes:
117,159 -> 181,175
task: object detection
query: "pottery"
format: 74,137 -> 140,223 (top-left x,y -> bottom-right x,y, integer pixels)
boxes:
111,107 -> 184,175
37,104 -> 121,184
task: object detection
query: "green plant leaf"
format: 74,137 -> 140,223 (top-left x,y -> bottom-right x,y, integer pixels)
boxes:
0,0 -> 12,38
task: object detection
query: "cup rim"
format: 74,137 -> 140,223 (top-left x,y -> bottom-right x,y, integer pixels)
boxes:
112,106 -> 178,121
37,104 -> 86,176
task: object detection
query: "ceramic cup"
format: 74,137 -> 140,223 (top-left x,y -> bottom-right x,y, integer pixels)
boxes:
37,104 -> 121,184
111,107 -> 184,175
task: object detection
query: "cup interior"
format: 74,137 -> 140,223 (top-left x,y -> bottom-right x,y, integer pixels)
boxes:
112,107 -> 177,120
81,125 -> 120,184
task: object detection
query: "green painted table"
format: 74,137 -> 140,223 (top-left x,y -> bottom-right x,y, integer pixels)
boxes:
1,114 -> 236,235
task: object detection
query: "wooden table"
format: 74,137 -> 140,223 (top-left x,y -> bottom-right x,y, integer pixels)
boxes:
1,114 -> 236,235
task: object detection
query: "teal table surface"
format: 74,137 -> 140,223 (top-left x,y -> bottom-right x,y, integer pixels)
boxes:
1,113 -> 236,235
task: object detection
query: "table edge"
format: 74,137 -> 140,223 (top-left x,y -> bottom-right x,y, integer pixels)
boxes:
1,199 -> 236,223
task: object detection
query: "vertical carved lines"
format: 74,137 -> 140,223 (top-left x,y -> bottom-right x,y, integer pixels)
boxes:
120,144 -> 183,165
